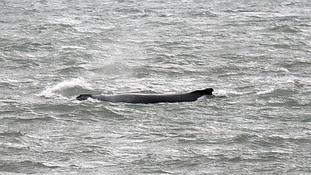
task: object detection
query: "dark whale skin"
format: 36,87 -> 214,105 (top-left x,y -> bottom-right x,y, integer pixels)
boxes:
76,88 -> 213,104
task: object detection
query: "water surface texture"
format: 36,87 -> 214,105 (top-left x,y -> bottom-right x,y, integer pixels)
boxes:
1,0 -> 311,174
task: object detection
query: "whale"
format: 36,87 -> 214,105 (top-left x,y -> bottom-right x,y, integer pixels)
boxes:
76,88 -> 213,104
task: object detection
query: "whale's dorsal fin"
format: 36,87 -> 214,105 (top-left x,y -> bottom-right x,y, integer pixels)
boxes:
190,88 -> 213,95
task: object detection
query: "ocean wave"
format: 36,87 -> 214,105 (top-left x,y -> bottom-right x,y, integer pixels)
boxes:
269,25 -> 301,33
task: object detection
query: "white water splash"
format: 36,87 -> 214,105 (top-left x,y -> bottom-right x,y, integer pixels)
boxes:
38,78 -> 93,98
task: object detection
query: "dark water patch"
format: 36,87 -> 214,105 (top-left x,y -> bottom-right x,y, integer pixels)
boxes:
140,169 -> 174,174
130,151 -> 209,173
73,104 -> 126,121
187,10 -> 217,18
115,6 -> 144,15
0,109 -> 16,116
160,154 -> 210,170
276,15 -> 305,22
268,25 -> 301,33
0,131 -> 24,137
216,151 -> 290,165
0,160 -> 59,174
3,60 -> 41,70
35,23 -> 77,34
0,81 -> 17,89
0,145 -> 29,155
287,168 -> 311,174
280,60 -> 311,70
268,43 -> 292,49
230,133 -> 259,144
55,65 -> 86,74
144,20 -> 185,28
32,103 -> 78,115
217,53 -> 246,60
266,135 -> 311,145
226,133 -> 309,149
301,117 -> 311,123
3,40 -> 53,53
252,135 -> 295,148
0,37 -> 15,49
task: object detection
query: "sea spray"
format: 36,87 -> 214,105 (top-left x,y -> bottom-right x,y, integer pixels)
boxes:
38,78 -> 93,99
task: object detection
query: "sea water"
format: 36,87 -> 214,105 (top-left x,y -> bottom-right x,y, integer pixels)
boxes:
0,0 -> 310,174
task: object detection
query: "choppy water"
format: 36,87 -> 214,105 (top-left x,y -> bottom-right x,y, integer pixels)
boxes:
1,0 -> 311,174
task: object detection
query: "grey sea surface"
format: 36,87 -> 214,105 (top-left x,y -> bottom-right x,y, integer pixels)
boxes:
1,0 -> 311,174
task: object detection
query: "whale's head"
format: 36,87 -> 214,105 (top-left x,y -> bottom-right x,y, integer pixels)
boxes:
76,94 -> 92,101
190,88 -> 213,96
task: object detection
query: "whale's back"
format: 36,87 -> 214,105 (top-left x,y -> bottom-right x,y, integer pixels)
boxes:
190,88 -> 213,95
76,88 -> 214,103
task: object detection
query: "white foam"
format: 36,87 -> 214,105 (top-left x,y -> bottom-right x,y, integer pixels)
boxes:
256,87 -> 275,95
215,89 -> 244,96
38,78 -> 92,98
